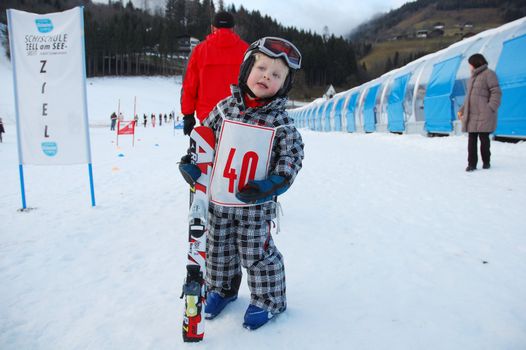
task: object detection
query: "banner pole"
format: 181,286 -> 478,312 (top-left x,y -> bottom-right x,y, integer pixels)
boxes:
7,9 -> 28,210
88,163 -> 95,207
80,6 -> 96,207
18,165 -> 27,210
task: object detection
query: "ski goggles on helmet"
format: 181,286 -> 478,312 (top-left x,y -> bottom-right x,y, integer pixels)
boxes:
250,37 -> 302,70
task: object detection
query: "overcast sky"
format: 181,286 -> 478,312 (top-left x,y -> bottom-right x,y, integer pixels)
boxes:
224,0 -> 409,36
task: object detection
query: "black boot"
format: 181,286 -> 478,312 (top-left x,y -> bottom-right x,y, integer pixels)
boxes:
465,165 -> 476,172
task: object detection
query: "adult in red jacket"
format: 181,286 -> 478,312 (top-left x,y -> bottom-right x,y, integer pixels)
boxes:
181,12 -> 248,135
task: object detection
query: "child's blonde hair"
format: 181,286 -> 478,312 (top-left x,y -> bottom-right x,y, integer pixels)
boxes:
253,53 -> 290,75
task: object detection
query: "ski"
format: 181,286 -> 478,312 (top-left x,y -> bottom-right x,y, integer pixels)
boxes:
180,126 -> 215,342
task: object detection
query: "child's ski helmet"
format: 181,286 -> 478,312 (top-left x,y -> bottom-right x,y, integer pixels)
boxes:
238,37 -> 302,98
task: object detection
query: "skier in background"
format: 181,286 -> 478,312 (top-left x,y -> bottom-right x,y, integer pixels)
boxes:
110,112 -> 117,130
0,117 -> 5,143
180,11 -> 248,135
179,37 -> 304,330
143,113 -> 147,128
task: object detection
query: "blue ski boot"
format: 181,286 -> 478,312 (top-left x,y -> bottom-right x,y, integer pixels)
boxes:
242,305 -> 284,330
204,292 -> 237,320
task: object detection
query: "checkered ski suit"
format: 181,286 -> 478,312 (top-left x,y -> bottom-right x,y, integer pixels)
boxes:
202,85 -> 304,313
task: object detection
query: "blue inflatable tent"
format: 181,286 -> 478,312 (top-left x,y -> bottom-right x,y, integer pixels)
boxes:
333,96 -> 345,132
345,93 -> 359,132
363,85 -> 380,132
495,33 -> 526,137
387,73 -> 411,132
423,55 -> 463,133
324,100 -> 334,132
316,104 -> 324,131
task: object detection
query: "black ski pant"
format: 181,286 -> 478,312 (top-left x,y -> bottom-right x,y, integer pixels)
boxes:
468,132 -> 491,167
206,210 -> 286,314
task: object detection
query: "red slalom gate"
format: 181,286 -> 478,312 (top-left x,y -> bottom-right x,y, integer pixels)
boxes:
117,120 -> 136,146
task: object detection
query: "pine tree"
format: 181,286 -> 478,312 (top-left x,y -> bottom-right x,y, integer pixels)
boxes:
217,0 -> 225,11
393,51 -> 400,68
384,57 -> 393,72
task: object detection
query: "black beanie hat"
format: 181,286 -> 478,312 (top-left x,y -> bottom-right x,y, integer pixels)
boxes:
213,11 -> 234,28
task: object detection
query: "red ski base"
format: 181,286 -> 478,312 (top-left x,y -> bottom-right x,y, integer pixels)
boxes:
182,328 -> 204,342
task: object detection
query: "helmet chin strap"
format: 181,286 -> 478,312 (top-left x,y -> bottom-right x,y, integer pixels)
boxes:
244,84 -> 257,98
240,80 -> 274,102
241,84 -> 278,103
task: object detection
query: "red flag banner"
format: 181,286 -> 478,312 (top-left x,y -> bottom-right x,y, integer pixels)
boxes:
118,120 -> 135,135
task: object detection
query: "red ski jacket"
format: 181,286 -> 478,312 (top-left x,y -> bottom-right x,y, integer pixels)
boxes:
181,29 -> 248,122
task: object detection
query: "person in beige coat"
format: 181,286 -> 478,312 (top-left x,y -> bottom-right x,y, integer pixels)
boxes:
458,53 -> 502,172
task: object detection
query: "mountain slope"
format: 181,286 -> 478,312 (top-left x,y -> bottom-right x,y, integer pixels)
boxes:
350,0 -> 524,78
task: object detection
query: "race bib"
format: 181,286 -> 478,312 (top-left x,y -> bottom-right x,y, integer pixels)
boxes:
210,119 -> 275,207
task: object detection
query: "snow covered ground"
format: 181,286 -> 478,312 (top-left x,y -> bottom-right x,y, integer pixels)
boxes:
2,45 -> 526,349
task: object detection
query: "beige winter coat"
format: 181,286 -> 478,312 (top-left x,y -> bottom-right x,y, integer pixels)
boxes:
459,65 -> 502,133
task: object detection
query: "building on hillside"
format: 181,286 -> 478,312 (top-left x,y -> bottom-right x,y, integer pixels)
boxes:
416,30 -> 429,38
176,36 -> 200,58
388,33 -> 409,41
324,85 -> 336,99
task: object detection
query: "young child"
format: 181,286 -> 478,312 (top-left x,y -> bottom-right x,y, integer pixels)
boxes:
180,37 -> 304,330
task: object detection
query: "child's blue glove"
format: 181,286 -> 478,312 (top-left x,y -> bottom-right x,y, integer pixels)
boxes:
236,175 -> 290,205
178,154 -> 201,185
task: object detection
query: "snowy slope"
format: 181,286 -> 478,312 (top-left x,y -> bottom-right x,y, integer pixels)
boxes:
1,42 -> 526,350
85,76 -> 182,126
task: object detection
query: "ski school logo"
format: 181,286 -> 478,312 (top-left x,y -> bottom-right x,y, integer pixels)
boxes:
35,18 -> 53,33
41,141 -> 58,157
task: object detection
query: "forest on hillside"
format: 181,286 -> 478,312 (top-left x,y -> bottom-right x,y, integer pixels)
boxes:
0,0 -> 360,98
349,0 -> 526,79
350,0 -> 526,43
